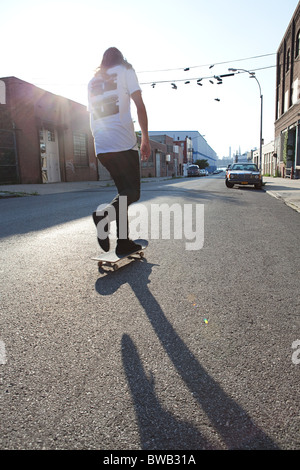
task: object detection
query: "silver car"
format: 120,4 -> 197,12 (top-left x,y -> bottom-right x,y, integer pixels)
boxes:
225,163 -> 262,189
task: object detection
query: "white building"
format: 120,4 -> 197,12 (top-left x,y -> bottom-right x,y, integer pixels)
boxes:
253,141 -> 276,176
149,131 -> 218,172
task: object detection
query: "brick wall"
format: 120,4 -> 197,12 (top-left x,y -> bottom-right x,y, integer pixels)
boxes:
275,2 -> 300,177
0,77 -> 98,184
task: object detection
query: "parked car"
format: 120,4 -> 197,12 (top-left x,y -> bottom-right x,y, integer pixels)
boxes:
199,169 -> 206,176
225,163 -> 262,189
187,165 -> 200,177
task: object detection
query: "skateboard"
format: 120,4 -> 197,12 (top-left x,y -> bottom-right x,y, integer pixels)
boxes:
92,239 -> 148,271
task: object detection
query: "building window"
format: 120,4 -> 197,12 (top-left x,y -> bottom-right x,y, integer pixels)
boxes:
292,78 -> 299,105
0,80 -> 6,105
73,132 -> 88,166
296,30 -> 300,57
277,63 -> 281,86
47,130 -> 55,142
284,89 -> 289,113
286,48 -> 291,72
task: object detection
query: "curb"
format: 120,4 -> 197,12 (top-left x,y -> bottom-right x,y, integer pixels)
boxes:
265,188 -> 300,213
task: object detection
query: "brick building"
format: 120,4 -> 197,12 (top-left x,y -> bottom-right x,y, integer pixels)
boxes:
0,77 -> 98,184
140,134 -> 184,177
149,131 -> 217,173
275,1 -> 300,178
0,76 -> 201,184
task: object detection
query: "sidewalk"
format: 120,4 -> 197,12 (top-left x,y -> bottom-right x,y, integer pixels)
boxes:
0,177 -> 170,197
0,180 -> 115,196
263,176 -> 300,213
0,176 -> 300,213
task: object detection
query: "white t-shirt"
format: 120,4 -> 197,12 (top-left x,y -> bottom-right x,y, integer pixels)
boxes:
88,65 -> 141,154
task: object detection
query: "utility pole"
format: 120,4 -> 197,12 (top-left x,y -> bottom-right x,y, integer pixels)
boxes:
228,68 -> 263,171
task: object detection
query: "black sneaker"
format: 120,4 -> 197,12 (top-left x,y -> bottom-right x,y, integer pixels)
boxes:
116,239 -> 142,256
92,211 -> 110,252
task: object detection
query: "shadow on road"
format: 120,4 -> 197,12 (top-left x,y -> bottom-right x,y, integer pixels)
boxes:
0,179 -> 248,239
95,260 -> 279,450
121,333 -> 212,450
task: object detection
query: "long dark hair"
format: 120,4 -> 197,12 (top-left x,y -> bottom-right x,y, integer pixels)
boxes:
95,47 -> 132,76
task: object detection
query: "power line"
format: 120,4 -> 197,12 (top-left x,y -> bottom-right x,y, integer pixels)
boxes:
140,64 -> 277,86
137,53 -> 276,74
19,54 -> 291,91
27,62 -> 277,92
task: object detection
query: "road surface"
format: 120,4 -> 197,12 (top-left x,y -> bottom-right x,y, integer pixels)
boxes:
0,174 -> 299,450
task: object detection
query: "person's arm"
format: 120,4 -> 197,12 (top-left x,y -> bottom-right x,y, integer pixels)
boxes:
131,90 -> 151,161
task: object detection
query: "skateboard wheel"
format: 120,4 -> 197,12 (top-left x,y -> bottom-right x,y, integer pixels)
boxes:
98,261 -> 103,267
113,264 -> 118,271
140,251 -> 144,258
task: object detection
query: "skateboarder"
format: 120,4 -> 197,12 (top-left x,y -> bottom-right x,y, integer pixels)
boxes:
88,47 -> 151,255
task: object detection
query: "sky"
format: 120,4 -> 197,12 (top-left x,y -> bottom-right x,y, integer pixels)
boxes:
1,0 -> 299,158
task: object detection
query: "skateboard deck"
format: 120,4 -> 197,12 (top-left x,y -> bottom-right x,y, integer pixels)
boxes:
92,239 -> 148,271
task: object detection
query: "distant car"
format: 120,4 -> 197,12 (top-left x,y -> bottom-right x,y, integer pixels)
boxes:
187,165 -> 200,177
199,169 -> 206,176
225,163 -> 262,189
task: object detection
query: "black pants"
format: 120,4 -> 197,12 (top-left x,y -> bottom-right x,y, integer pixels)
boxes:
97,149 -> 140,239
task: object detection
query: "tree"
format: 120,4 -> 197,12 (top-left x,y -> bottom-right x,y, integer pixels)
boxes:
195,159 -> 209,169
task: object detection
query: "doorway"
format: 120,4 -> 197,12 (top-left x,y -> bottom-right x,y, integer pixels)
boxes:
156,152 -> 161,177
40,128 -> 61,183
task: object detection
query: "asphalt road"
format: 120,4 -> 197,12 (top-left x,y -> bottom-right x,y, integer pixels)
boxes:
0,175 -> 299,451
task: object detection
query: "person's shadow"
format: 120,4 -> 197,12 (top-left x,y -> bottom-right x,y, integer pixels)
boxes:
121,333 -> 212,450
95,259 -> 279,450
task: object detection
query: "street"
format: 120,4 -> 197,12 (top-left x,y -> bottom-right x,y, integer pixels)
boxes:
0,174 -> 299,450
